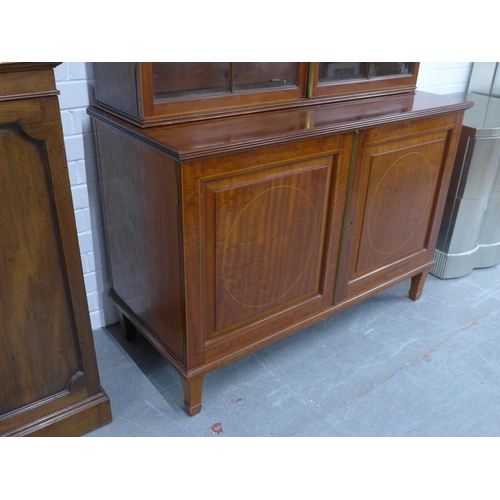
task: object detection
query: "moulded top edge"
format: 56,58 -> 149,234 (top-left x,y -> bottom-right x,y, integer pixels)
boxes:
88,91 -> 473,162
0,62 -> 61,73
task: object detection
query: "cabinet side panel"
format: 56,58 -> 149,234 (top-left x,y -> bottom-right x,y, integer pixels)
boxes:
435,126 -> 474,251
95,122 -> 185,362
93,63 -> 140,119
0,122 -> 79,414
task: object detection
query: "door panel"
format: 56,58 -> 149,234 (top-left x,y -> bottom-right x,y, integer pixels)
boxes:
337,116 -> 457,301
353,135 -> 446,276
181,134 -> 353,365
0,89 -> 110,436
207,159 -> 331,336
0,123 -> 79,414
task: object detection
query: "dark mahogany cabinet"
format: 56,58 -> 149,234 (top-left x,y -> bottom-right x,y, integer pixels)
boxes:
92,62 -> 419,126
89,63 -> 471,415
0,63 -> 111,436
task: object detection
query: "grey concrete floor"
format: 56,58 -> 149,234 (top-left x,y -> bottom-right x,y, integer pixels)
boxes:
85,265 -> 500,437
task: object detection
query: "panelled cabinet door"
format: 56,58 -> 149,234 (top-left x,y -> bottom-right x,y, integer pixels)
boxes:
0,69 -> 111,436
0,101 -> 81,417
336,114 -> 463,302
182,134 -> 353,367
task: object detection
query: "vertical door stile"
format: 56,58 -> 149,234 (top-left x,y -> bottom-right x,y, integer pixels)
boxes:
334,130 -> 358,304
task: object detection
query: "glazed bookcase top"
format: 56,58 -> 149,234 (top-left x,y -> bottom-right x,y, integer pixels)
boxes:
92,62 -> 420,126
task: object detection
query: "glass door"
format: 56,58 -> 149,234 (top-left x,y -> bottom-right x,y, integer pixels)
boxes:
308,62 -> 419,100
140,62 -> 308,123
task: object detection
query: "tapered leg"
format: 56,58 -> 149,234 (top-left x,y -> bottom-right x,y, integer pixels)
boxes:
409,270 -> 429,301
181,374 -> 204,416
119,312 -> 137,341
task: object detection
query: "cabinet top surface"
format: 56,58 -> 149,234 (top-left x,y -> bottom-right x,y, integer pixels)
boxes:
88,91 -> 473,161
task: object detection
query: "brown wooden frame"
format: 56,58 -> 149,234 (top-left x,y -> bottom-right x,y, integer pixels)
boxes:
1,62 -> 112,436
308,62 -> 420,101
92,62 -> 421,127
139,62 -> 309,124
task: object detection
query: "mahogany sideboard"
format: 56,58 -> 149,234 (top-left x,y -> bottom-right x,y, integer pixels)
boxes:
0,63 -> 111,436
89,63 -> 472,415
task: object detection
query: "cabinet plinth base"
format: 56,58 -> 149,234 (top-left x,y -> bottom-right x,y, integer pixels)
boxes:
2,391 -> 112,437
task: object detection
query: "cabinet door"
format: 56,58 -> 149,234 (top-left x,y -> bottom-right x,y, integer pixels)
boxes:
182,134 -> 353,367
309,62 -> 419,101
336,114 -> 462,302
0,93 -> 110,436
140,62 -> 308,124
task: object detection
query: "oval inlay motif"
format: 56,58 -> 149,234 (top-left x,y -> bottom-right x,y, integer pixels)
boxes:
223,186 -> 316,307
367,152 -> 433,254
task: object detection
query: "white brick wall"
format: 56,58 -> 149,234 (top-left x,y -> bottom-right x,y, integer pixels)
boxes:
417,62 -> 473,94
56,62 -> 473,330
55,62 -> 118,330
